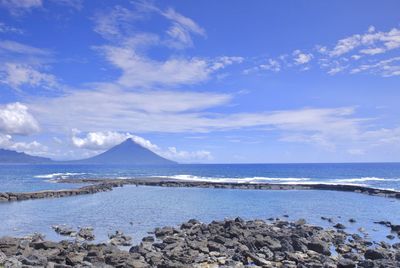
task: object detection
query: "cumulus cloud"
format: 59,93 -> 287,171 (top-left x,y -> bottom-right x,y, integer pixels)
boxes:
71,130 -> 212,161
0,133 -> 47,155
0,102 -> 40,135
293,50 -> 313,65
328,26 -> 400,57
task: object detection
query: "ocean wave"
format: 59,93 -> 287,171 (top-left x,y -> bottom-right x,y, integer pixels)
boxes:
157,174 -> 400,188
34,172 -> 87,179
333,177 -> 387,183
159,175 -> 311,184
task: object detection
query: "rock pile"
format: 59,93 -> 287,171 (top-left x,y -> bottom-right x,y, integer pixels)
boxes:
1,218 -> 400,267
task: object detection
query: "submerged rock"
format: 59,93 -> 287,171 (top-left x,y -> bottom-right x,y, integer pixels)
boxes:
51,225 -> 76,237
77,227 -> 95,241
108,230 -> 132,246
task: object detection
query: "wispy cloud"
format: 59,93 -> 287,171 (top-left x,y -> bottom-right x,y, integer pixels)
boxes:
0,63 -> 58,90
247,25 -> 400,77
0,0 -> 42,14
0,40 -> 59,90
0,22 -> 23,34
92,2 -> 240,88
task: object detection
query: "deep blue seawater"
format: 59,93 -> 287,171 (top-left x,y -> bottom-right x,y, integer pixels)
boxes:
0,163 -> 400,244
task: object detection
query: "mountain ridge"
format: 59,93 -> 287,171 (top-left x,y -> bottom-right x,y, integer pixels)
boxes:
0,139 -> 177,165
70,138 -> 177,165
0,149 -> 53,164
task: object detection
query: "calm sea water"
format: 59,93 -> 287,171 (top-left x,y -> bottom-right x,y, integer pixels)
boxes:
0,163 -> 400,244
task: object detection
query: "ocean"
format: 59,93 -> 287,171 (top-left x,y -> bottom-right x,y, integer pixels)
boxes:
1,163 -> 400,244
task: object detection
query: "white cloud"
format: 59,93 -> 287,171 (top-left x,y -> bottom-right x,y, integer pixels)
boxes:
243,58 -> 281,74
163,147 -> 212,161
93,5 -> 144,40
49,0 -> 82,10
293,50 -> 313,65
92,2 -> 240,88
71,130 -> 212,161
93,2 -> 205,50
0,40 -> 50,56
0,63 -> 58,90
0,22 -> 23,34
350,56 -> 400,77
328,26 -> 400,57
0,102 -> 40,135
99,45 -> 241,88
0,0 -> 42,14
161,7 -> 206,49
0,133 -> 47,155
247,25 -> 400,77
0,40 -> 58,90
28,85 -> 362,137
261,59 -> 281,72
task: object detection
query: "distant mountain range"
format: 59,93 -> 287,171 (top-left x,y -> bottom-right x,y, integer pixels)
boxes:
0,139 -> 177,165
0,149 -> 52,164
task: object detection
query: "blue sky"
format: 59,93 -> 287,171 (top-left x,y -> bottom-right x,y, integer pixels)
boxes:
0,0 -> 399,163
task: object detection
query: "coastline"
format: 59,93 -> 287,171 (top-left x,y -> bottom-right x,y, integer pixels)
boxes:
1,177 -> 400,203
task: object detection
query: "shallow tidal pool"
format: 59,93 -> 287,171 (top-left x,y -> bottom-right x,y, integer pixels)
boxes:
1,185 -> 400,244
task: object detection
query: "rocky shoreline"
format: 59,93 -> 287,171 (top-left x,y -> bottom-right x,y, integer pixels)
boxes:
1,218 -> 400,267
1,177 -> 400,203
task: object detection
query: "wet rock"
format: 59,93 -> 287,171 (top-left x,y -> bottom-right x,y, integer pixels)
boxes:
0,251 -> 6,264
142,236 -> 155,243
77,227 -> 95,241
2,218 -> 400,267
374,220 -> 392,227
334,223 -> 346,229
391,224 -> 400,233
52,225 -> 76,237
387,234 -> 395,240
338,258 -> 356,268
365,248 -> 386,260
307,240 -> 331,256
108,230 -> 132,246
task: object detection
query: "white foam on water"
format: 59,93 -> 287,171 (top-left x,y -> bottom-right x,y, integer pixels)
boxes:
333,177 -> 387,183
157,174 -> 399,188
34,173 -> 87,179
159,174 -> 311,184
278,181 -> 368,187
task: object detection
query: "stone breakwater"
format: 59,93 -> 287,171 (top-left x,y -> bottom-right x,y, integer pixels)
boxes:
1,177 -> 400,203
0,183 -> 117,202
1,218 -> 400,267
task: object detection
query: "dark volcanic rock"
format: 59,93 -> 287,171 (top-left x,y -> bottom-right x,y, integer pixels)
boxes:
365,248 -> 386,260
77,227 -> 95,241
334,223 -> 346,229
108,230 -> 132,246
1,218 -> 400,267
